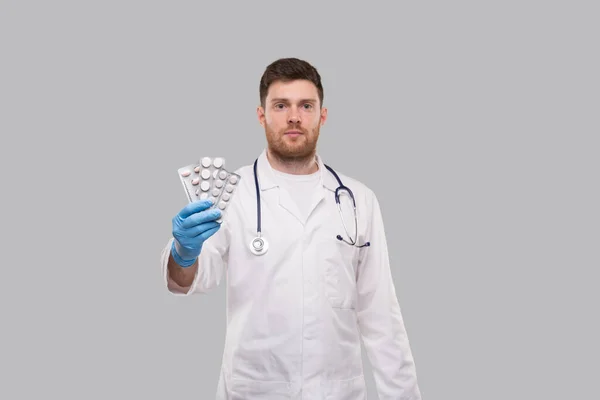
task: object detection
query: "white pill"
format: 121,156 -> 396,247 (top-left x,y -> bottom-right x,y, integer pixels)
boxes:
218,201 -> 227,210
202,157 -> 211,168
229,175 -> 238,184
191,178 -> 200,185
213,158 -> 223,168
201,169 -> 211,179
194,166 -> 200,173
200,181 -> 210,191
219,170 -> 228,180
221,193 -> 231,201
212,188 -> 221,197
225,184 -> 234,193
215,180 -> 223,188
200,193 -> 208,199
181,170 -> 191,177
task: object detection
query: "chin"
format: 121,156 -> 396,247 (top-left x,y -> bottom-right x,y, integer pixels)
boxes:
287,146 -> 316,158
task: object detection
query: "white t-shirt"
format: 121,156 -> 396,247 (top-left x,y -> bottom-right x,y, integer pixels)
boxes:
272,167 -> 321,222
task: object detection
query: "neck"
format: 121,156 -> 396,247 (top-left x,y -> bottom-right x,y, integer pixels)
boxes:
266,148 -> 319,175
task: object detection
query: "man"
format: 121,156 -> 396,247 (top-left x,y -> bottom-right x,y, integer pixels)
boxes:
161,58 -> 422,399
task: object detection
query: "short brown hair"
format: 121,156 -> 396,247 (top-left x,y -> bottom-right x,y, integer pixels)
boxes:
259,57 -> 324,108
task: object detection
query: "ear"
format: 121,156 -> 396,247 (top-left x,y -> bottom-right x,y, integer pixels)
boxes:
257,105 -> 266,128
319,106 -> 328,126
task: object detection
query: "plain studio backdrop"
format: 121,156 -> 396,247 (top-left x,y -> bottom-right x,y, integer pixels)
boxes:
0,1 -> 598,399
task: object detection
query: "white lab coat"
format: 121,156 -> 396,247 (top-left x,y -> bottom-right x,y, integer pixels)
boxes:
161,149 -> 422,399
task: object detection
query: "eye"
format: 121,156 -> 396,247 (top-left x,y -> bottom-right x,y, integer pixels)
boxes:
303,104 -> 313,110
274,103 -> 285,109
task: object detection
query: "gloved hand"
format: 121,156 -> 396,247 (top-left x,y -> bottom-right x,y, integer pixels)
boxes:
171,199 -> 222,267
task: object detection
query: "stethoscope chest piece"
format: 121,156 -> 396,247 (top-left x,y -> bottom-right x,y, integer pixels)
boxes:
249,235 -> 268,256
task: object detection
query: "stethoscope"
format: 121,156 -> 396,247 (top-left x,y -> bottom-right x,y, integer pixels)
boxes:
249,158 -> 371,255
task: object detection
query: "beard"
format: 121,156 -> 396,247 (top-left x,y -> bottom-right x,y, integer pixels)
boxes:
265,124 -> 320,164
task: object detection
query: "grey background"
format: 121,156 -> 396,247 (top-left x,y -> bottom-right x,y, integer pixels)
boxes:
1,1 -> 598,399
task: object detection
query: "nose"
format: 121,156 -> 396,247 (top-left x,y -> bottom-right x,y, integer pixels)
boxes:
288,109 -> 301,124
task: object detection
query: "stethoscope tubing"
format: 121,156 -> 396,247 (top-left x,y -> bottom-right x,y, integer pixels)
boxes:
250,158 -> 369,255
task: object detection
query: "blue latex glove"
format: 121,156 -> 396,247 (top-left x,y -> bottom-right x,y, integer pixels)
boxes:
171,199 -> 222,267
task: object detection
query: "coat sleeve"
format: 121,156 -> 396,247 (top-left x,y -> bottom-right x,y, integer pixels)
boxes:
160,220 -> 230,296
355,190 -> 423,400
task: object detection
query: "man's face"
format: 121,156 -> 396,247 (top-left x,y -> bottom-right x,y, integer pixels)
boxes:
257,79 -> 327,161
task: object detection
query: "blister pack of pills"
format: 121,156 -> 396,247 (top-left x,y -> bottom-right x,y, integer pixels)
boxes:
177,156 -> 224,203
210,169 -> 241,223
177,156 -> 241,223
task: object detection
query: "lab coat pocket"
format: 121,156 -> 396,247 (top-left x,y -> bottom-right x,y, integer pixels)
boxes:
323,239 -> 359,309
323,374 -> 367,399
230,378 -> 292,399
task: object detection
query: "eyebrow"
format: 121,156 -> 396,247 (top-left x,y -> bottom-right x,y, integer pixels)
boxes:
270,98 -> 317,104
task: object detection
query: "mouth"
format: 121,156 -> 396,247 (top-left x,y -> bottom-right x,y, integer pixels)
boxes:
284,130 -> 303,137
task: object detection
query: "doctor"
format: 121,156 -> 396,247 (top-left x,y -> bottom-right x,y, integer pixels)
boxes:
161,57 -> 422,399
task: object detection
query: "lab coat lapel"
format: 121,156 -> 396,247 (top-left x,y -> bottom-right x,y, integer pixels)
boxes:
255,150 -> 302,226
277,188 -> 305,226
304,183 -> 327,224
310,153 -> 338,219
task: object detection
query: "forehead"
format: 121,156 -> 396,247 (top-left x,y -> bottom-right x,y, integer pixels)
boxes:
266,79 -> 319,102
